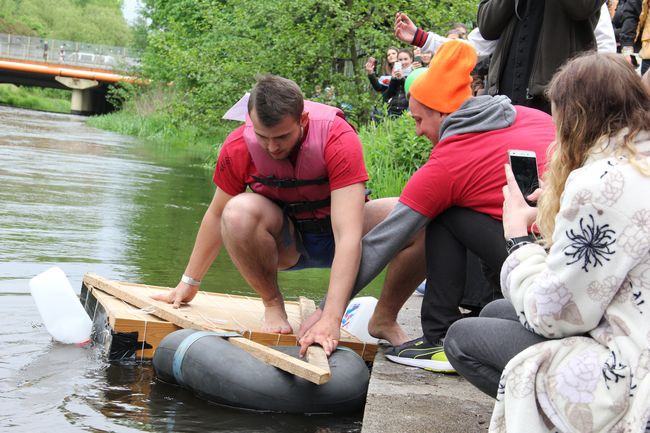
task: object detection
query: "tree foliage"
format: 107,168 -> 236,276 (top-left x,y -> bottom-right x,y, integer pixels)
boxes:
140,0 -> 477,127
0,0 -> 132,46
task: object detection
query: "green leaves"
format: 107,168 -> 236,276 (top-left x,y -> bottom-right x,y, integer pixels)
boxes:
140,0 -> 477,127
0,0 -> 132,45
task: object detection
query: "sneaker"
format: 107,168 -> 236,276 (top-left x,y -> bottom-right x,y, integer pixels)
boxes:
415,279 -> 426,296
385,336 -> 455,373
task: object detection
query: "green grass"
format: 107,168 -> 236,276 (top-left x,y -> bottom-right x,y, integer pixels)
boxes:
87,108 -> 230,157
360,113 -> 431,198
0,84 -> 70,113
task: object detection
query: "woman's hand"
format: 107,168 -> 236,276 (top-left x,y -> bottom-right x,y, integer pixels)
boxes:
392,69 -> 403,79
365,57 -> 376,74
412,61 -> 422,69
502,164 -> 539,239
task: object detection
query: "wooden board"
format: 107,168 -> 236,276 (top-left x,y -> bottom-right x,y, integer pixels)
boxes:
82,276 -> 376,363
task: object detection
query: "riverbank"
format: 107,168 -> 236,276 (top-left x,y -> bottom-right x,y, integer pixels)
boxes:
0,84 -> 69,113
87,103 -> 430,198
362,294 -> 494,433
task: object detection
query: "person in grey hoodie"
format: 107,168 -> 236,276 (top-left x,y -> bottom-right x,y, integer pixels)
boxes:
345,41 -> 555,372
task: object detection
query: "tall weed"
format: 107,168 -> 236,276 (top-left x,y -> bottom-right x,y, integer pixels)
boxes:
360,113 -> 431,198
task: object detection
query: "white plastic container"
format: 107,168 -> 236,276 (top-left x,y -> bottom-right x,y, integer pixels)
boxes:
29,266 -> 92,345
340,296 -> 379,344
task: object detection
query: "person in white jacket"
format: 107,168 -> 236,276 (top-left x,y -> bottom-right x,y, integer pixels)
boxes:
445,52 -> 650,433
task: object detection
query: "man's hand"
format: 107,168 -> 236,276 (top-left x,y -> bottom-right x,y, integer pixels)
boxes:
151,281 -> 199,309
502,164 -> 539,239
298,315 -> 340,357
394,12 -> 417,44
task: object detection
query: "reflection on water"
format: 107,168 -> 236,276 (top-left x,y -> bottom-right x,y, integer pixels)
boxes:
0,106 -> 367,432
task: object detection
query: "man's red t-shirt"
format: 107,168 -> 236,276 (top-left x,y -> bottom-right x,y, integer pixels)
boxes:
400,106 -> 555,220
213,116 -> 368,195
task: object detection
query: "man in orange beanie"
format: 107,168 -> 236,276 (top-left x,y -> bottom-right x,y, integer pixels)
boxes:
339,40 -> 556,372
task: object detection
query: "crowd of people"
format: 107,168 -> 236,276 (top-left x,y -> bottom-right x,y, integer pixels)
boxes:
156,2 -> 650,432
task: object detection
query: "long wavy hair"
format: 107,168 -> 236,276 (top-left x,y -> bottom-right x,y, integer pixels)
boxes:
538,53 -> 650,245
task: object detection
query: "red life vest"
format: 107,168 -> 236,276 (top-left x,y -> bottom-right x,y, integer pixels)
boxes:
243,101 -> 345,222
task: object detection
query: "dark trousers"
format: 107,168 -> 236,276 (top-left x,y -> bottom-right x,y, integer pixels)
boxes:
445,299 -> 548,397
421,208 -> 508,343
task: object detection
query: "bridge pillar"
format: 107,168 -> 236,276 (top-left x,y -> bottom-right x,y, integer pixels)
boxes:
55,76 -> 99,115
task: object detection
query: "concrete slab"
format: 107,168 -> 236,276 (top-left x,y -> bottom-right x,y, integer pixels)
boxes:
361,295 -> 494,433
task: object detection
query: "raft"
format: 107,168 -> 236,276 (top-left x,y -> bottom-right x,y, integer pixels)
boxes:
80,274 -> 377,363
153,328 -> 370,414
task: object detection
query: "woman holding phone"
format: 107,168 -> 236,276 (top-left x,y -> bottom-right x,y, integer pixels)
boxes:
445,52 -> 650,432
382,48 -> 413,117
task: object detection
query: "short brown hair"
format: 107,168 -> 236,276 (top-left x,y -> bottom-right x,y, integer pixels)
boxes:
248,75 -> 304,127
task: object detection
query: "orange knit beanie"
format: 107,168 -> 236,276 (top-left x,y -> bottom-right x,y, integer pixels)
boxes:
409,40 -> 477,113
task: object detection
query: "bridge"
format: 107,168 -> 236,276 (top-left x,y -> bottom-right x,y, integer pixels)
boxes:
0,33 -> 141,115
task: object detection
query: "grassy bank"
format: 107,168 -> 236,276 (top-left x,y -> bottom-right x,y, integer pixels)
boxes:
88,97 -> 431,198
360,114 -> 430,198
0,84 -> 70,113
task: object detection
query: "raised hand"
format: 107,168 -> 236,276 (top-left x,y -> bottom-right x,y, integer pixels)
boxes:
394,12 -> 417,44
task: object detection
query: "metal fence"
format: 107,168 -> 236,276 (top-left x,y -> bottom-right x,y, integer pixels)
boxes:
0,33 -> 141,71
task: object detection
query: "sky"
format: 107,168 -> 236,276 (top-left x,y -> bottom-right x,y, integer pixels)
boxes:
121,0 -> 143,25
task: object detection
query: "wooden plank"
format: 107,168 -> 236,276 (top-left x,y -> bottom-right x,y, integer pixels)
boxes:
298,296 -> 316,322
296,295 -> 331,370
83,273 -> 331,385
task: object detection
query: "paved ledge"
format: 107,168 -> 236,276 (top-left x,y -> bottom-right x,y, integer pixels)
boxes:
362,295 -> 494,433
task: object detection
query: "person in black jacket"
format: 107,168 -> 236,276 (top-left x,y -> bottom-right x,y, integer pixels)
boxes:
613,0 -> 640,53
613,0 -> 650,73
478,0 -> 602,114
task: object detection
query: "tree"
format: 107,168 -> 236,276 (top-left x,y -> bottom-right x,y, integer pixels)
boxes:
140,0 -> 477,127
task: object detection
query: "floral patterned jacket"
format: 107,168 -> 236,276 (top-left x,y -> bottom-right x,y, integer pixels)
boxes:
493,131 -> 650,433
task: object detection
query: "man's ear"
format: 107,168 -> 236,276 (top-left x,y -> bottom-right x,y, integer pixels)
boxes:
300,111 -> 309,128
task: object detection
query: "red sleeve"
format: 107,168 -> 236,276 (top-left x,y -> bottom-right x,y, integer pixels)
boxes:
212,126 -> 252,196
324,116 -> 369,191
399,157 -> 455,219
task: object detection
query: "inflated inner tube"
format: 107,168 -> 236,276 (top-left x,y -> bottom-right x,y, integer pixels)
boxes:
153,329 -> 370,414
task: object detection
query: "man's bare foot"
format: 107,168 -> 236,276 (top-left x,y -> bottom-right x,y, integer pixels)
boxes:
297,308 -> 322,338
262,304 -> 293,334
368,313 -> 409,346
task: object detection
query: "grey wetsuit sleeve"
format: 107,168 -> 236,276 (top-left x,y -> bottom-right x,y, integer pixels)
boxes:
319,202 -> 430,309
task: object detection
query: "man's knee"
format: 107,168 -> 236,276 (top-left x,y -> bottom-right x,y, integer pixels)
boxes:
362,197 -> 398,233
222,193 -> 279,235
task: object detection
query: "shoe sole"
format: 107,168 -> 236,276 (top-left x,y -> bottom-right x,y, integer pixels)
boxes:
385,354 -> 456,373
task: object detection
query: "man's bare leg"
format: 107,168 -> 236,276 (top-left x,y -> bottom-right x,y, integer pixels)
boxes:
221,193 -> 300,334
362,199 -> 426,346
368,234 -> 425,345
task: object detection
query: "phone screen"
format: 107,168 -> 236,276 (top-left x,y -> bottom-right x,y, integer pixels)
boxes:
509,152 -> 539,205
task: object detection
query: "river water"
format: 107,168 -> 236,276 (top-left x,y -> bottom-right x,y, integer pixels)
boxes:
0,106 -> 368,432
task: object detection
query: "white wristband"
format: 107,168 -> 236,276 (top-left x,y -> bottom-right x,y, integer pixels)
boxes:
181,274 -> 201,286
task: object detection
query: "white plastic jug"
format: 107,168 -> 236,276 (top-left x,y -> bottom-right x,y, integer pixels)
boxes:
29,266 -> 92,345
340,296 -> 379,344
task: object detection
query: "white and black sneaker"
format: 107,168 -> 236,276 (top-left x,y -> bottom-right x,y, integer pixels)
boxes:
385,336 -> 455,373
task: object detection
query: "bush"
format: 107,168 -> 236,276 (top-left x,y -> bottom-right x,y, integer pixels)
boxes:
360,113 -> 430,198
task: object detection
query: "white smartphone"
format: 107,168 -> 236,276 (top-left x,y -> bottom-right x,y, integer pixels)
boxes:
508,149 -> 539,206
